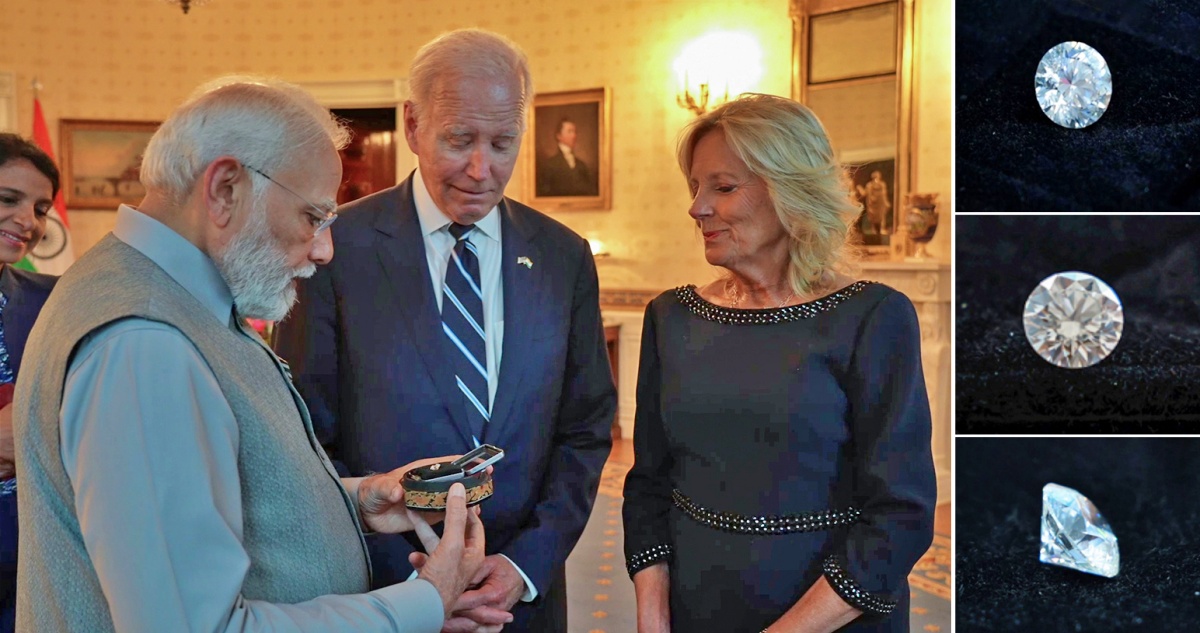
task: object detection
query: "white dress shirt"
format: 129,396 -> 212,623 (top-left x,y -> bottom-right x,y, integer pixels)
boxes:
411,170 -> 537,603
557,143 -> 577,169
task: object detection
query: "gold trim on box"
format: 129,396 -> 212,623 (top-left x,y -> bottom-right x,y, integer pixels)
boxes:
404,478 -> 495,510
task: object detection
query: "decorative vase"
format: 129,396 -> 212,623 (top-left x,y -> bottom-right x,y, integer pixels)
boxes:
904,193 -> 939,261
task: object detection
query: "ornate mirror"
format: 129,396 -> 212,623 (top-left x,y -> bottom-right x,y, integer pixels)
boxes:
791,0 -> 914,259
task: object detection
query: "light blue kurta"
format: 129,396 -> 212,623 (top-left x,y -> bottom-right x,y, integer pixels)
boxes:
51,206 -> 443,632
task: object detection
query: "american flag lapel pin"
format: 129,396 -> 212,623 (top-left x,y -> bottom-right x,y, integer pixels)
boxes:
517,256 -> 533,269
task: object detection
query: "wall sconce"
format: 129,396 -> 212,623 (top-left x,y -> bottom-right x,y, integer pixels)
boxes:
588,239 -> 611,259
673,31 -> 764,116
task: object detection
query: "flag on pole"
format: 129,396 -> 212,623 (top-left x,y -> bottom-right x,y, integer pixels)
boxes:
24,96 -> 74,275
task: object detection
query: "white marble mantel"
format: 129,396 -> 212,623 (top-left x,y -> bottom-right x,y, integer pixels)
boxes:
601,260 -> 952,506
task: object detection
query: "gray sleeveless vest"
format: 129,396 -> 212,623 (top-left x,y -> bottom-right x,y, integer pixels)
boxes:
13,235 -> 370,631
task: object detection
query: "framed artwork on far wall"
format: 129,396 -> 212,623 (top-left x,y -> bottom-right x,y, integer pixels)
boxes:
59,119 -> 160,209
845,156 -> 896,255
524,87 -> 611,211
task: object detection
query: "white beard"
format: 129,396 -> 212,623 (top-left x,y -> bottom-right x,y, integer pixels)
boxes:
214,202 -> 315,322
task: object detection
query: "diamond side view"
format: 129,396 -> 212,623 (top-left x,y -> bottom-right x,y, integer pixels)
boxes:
1035,41 -> 1112,129
1023,271 -> 1123,369
1040,483 -> 1119,578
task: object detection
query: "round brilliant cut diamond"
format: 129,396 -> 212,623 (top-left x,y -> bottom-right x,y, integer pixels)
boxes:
1023,271 -> 1123,369
1035,41 -> 1112,129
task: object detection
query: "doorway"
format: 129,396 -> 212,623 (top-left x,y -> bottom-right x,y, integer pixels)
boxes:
332,107 -> 397,205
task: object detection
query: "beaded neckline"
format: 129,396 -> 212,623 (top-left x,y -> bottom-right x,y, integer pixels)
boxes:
676,280 -> 874,325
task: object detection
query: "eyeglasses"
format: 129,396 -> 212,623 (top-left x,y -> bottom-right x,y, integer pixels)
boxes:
244,164 -> 338,237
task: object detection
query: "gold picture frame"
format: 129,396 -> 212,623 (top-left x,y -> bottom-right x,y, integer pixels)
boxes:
846,156 -> 898,255
524,87 -> 611,211
60,119 -> 160,210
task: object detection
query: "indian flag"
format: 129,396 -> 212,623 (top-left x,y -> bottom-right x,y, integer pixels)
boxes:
20,97 -> 74,275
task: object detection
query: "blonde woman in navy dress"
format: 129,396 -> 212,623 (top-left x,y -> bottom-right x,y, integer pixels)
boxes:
622,95 -> 935,632
0,134 -> 59,633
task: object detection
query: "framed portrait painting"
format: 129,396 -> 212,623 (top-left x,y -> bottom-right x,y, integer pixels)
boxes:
846,157 -> 896,254
60,119 -> 160,209
524,87 -> 611,211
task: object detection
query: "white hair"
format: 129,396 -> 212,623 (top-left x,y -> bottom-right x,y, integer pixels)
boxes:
140,76 -> 350,205
408,29 -> 533,125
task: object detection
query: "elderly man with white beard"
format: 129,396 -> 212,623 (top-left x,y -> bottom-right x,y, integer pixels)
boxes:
10,77 -> 495,633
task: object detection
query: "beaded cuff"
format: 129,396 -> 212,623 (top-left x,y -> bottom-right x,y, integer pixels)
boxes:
673,489 -> 861,535
676,281 -> 874,325
821,554 -> 897,616
626,543 -> 673,578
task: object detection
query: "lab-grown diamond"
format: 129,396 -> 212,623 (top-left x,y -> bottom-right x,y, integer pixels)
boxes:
1035,41 -> 1112,128
1023,271 -> 1123,369
1040,483 -> 1119,578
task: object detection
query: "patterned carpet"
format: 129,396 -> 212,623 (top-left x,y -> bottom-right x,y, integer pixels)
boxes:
566,492 -> 637,633
909,532 -> 951,632
566,458 -> 951,632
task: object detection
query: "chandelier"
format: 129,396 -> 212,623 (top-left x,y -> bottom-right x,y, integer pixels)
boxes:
165,0 -> 210,14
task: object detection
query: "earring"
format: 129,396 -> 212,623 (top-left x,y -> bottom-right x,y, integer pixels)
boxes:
1035,41 -> 1112,129
1023,271 -> 1123,368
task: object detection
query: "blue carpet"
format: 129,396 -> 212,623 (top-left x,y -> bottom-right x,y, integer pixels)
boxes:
566,492 -> 636,633
909,532 -> 951,632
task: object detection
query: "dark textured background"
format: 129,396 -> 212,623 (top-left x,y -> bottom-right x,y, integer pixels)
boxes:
956,438 -> 1200,631
956,215 -> 1200,433
957,0 -> 1200,211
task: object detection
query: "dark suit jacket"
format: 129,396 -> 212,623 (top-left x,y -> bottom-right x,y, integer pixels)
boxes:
275,174 -> 615,629
536,150 -> 597,197
0,265 -> 57,633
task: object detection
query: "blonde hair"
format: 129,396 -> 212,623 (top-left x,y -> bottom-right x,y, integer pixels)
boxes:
141,76 -> 350,206
677,94 -> 860,296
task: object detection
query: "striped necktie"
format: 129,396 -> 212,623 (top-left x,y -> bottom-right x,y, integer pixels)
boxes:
442,222 -> 488,445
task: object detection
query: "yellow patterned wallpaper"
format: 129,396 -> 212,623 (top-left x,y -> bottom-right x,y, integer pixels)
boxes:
914,0 -> 952,252
3,0 -> 949,291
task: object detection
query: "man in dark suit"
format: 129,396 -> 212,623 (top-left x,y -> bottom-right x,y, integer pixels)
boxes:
275,29 -> 615,633
536,118 -> 598,197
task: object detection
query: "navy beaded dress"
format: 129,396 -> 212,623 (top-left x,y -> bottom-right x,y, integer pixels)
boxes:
0,265 -> 57,633
622,282 -> 936,632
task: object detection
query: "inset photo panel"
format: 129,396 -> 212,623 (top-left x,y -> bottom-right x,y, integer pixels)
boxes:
957,0 -> 1200,211
956,214 -> 1200,433
957,437 -> 1200,630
